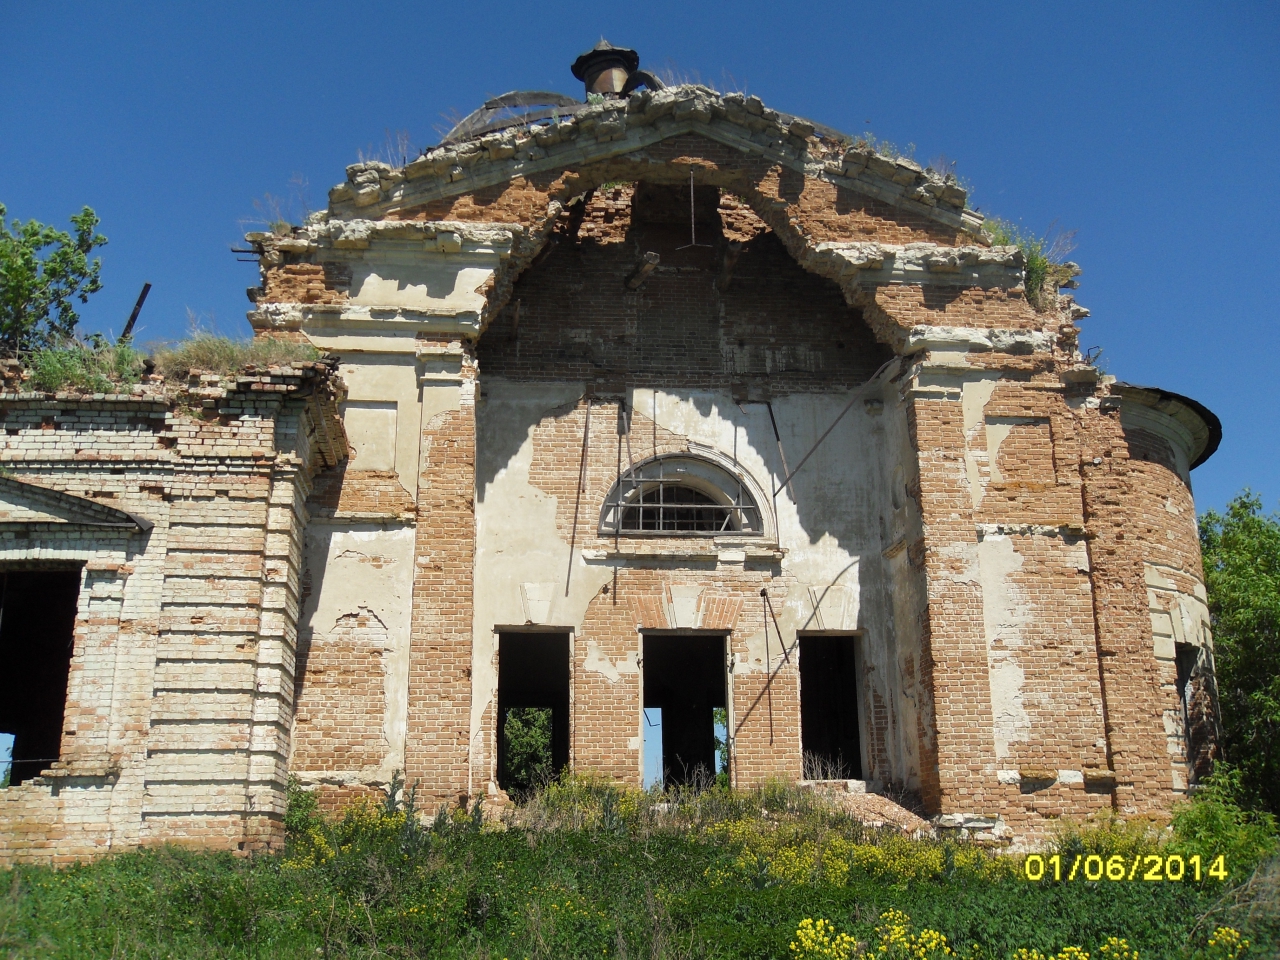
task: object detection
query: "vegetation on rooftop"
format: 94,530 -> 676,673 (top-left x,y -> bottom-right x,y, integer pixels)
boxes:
27,339 -> 146,394
0,774 -> 1274,958
15,335 -> 322,394
149,333 -> 320,380
982,217 -> 1079,312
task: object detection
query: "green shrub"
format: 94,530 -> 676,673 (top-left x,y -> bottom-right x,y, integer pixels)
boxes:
502,706 -> 554,798
1170,794 -> 1277,879
27,342 -> 145,393
983,218 -> 1077,312
1199,495 -> 1280,818
1052,811 -> 1167,861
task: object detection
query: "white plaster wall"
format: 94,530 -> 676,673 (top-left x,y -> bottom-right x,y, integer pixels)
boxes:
471,382 -> 615,787
295,522 -> 416,785
474,378 -> 918,788
350,253 -> 496,318
335,354 -> 423,496
979,535 -> 1033,763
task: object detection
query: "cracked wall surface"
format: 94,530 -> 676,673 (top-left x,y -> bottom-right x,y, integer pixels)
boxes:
0,366 -> 347,864
0,77 -> 1223,859
250,111 -> 1221,843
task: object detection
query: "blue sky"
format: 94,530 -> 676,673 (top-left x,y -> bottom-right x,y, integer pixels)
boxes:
2,1 -> 1276,513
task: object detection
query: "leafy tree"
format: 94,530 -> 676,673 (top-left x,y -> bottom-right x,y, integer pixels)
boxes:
0,202 -> 107,353
502,706 -> 553,797
1199,491 -> 1280,815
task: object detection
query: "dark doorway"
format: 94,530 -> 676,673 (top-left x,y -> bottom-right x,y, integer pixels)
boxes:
1176,641 -> 1215,783
497,632 -> 570,796
799,635 -> 862,780
642,634 -> 726,787
0,570 -> 81,786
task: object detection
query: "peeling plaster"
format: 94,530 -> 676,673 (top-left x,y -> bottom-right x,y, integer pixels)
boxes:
979,535 -> 1032,761
960,377 -> 999,508
472,382 -> 615,778
475,378 -> 919,789
298,524 -> 416,782
582,642 -> 639,683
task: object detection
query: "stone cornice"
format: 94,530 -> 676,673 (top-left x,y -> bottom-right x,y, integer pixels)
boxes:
323,86 -> 982,236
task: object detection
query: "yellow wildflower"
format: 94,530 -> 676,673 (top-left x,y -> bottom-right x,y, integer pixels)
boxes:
791,917 -> 860,960
1205,926 -> 1250,960
1099,937 -> 1138,960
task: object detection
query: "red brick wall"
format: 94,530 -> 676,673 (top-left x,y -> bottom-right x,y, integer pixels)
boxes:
292,610 -> 391,780
403,345 -> 479,807
478,184 -> 891,391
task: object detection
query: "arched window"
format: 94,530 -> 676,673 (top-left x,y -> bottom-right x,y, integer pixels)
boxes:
599,454 -> 765,536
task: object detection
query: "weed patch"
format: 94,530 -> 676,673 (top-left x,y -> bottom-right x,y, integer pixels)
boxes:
983,218 -> 1078,312
27,342 -> 145,393
0,777 -> 1274,958
150,333 -> 319,379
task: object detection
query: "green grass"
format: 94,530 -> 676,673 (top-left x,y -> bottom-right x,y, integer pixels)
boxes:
982,218 -> 1078,312
149,333 -> 320,380
2,778 -> 1274,959
26,343 -> 146,393
16,335 -> 322,394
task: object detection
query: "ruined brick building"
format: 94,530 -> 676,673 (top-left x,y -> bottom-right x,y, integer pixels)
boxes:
0,44 -> 1222,861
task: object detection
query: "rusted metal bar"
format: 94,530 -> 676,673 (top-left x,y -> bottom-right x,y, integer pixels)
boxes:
119,282 -> 151,341
565,397 -> 593,596
772,355 -> 897,497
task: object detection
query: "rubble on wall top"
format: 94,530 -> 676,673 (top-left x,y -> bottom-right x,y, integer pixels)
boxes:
323,85 -> 977,233
0,356 -> 345,407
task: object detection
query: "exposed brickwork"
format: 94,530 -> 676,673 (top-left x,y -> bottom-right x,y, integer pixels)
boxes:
262,263 -> 349,305
2,85 -> 1220,857
307,466 -> 415,519
1071,395 -> 1213,815
392,173 -> 574,224
0,366 -> 346,864
292,609 -> 391,775
872,284 -> 1042,333
478,185 -> 891,391
402,342 -> 478,806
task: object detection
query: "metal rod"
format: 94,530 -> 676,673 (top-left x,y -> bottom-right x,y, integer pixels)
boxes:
676,169 -> 711,250
766,401 -> 795,500
762,589 -> 791,663
119,282 -> 151,342
771,355 -> 897,497
762,591 -> 774,745
565,398 -> 592,596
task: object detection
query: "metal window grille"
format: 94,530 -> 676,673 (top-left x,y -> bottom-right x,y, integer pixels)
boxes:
620,484 -> 757,532
604,457 -> 762,536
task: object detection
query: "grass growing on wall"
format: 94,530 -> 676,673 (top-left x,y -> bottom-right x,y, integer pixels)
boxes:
982,218 -> 1078,312
2,777 -> 1275,959
149,333 -> 319,379
14,334 -> 322,393
27,342 -> 147,393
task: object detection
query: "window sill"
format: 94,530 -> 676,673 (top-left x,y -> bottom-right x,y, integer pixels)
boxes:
581,540 -> 784,564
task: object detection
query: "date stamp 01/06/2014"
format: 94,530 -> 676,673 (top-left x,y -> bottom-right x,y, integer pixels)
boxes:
1022,853 -> 1230,883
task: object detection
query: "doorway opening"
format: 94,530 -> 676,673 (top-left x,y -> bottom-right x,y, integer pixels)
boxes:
642,634 -> 726,788
799,634 -> 862,780
1175,641 -> 1214,783
497,632 -> 569,798
0,570 -> 81,787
